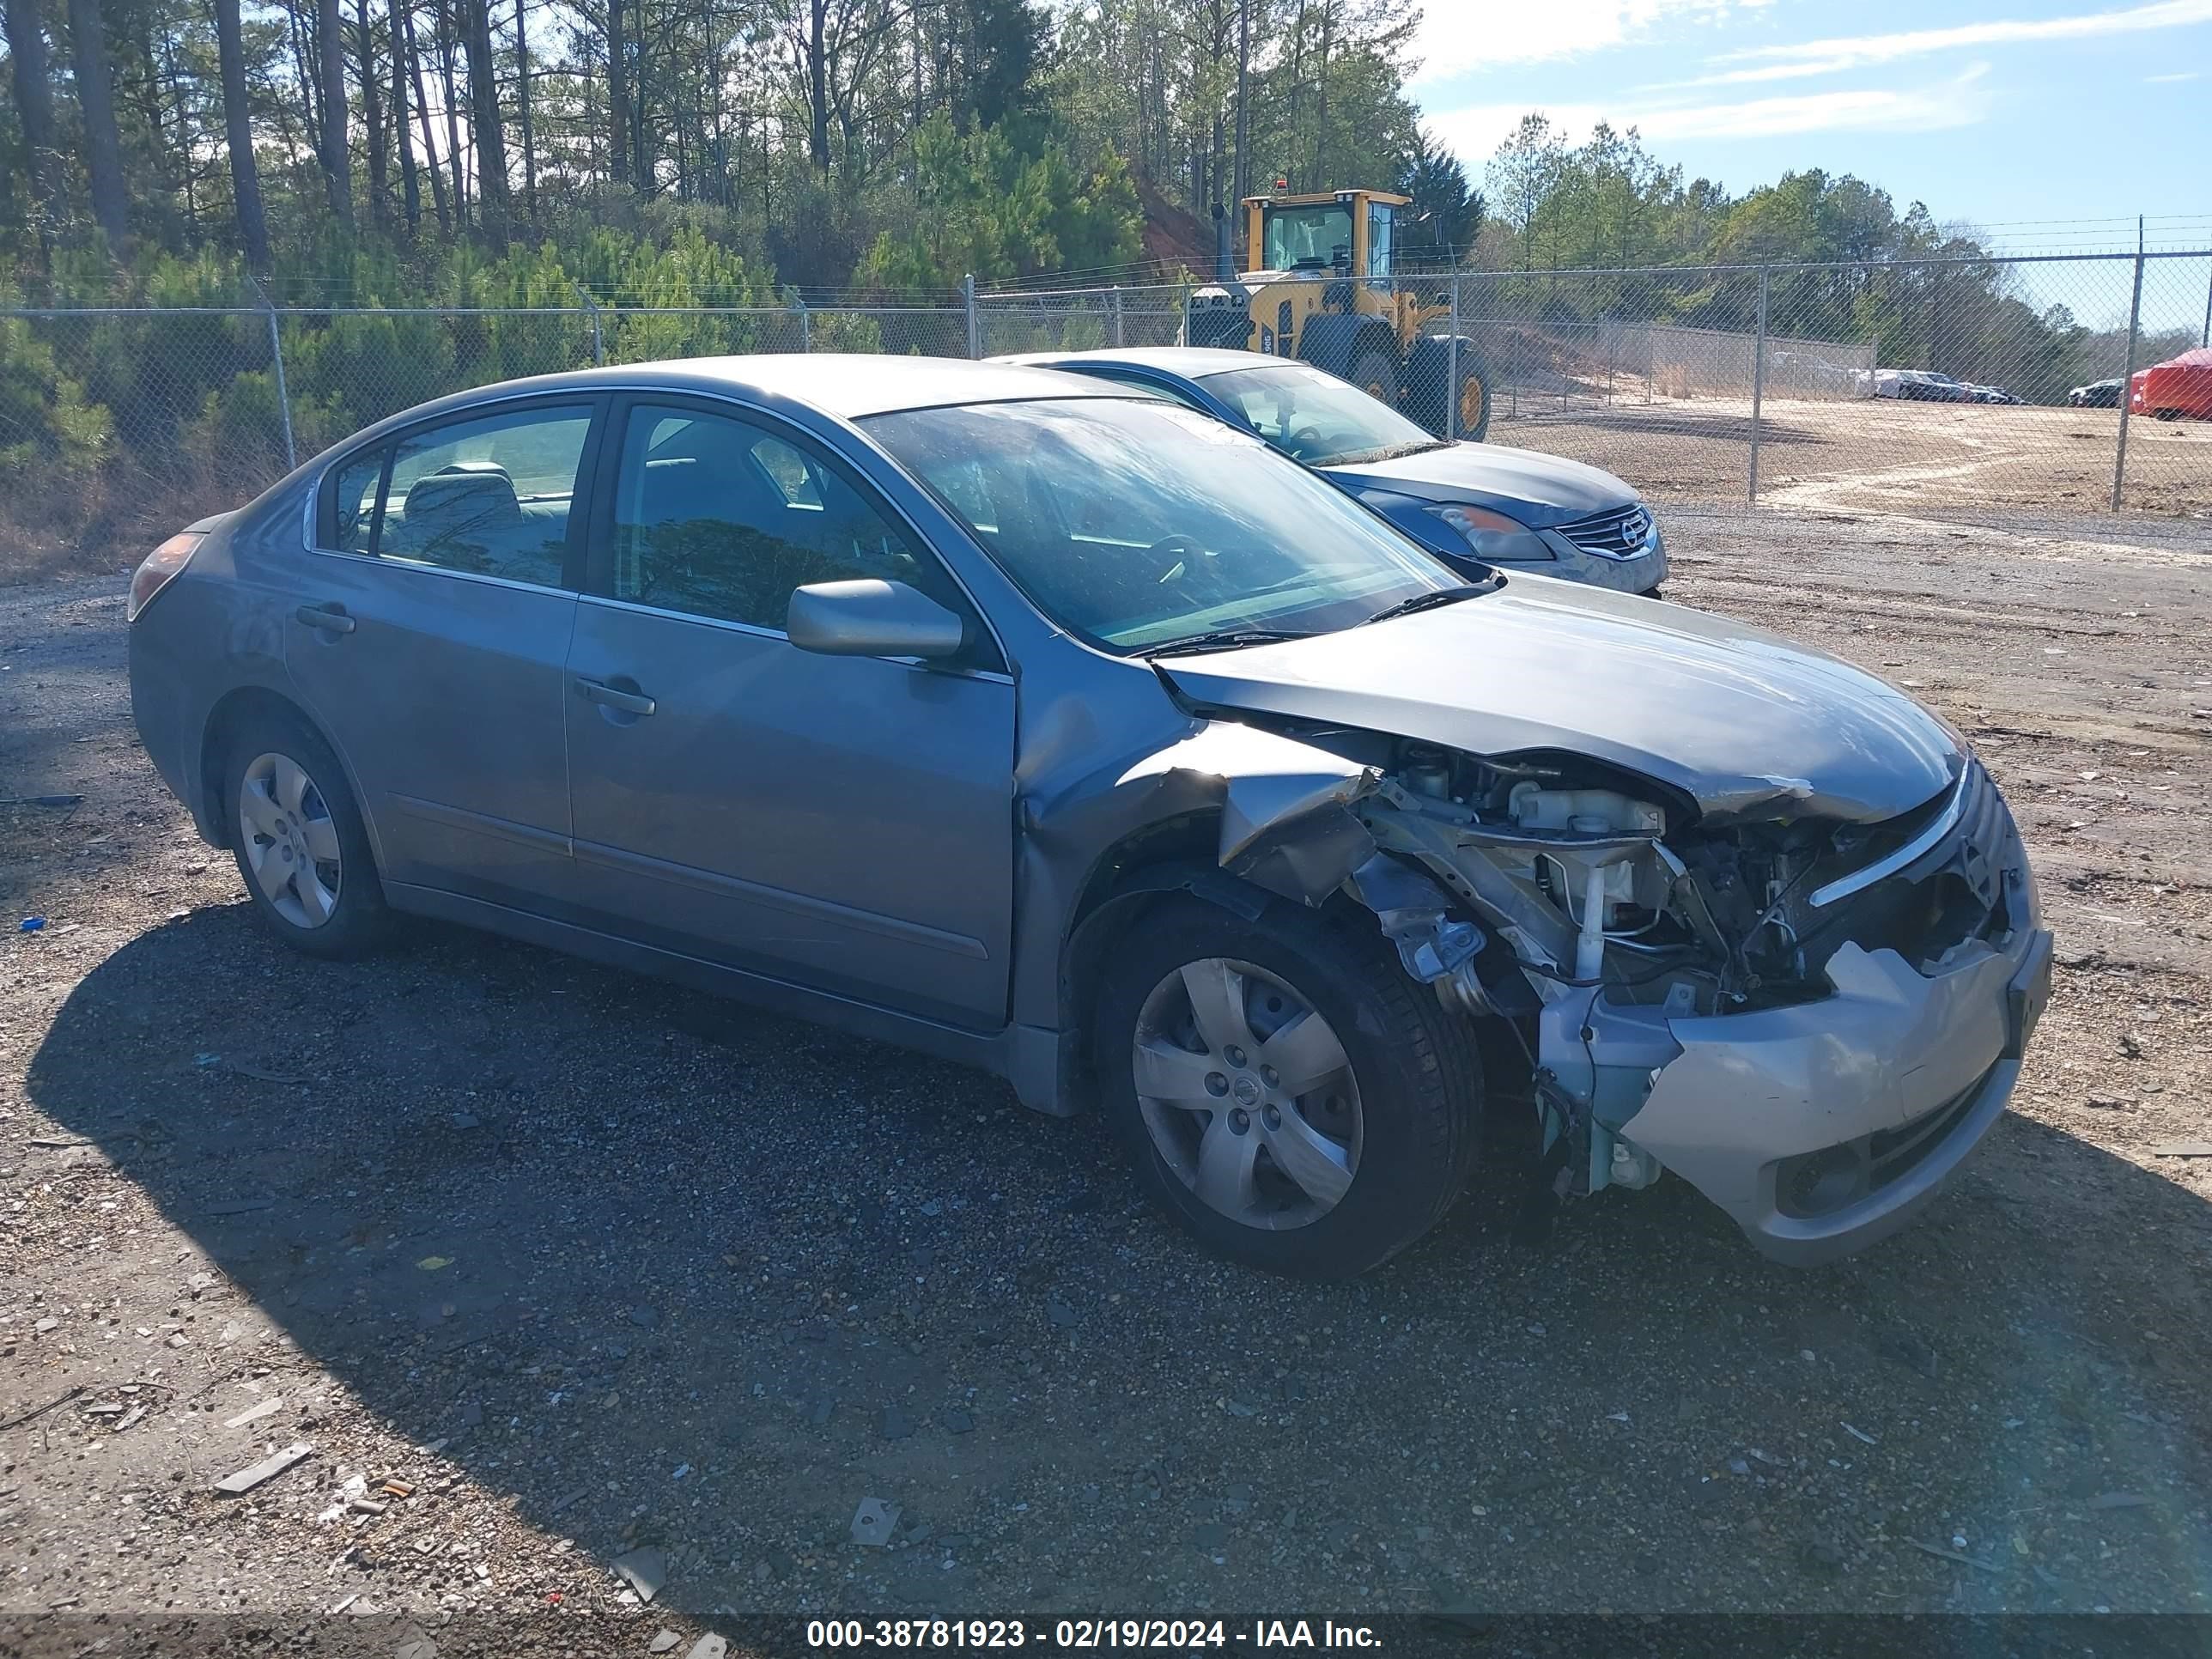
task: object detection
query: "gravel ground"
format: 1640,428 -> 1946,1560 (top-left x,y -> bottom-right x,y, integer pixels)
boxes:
1485,396 -> 2212,524
3,503 -> 2211,1644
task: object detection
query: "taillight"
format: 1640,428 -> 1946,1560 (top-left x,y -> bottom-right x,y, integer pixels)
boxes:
126,532 -> 204,623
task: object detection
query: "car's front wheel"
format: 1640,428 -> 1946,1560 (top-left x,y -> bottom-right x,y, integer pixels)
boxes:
1092,896 -> 1482,1277
222,712 -> 390,958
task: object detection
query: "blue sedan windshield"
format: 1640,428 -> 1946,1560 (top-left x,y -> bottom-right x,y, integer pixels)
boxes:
1200,362 -> 1440,467
863,397 -> 1455,653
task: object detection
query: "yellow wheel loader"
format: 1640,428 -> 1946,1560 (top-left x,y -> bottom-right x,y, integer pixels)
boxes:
1183,188 -> 1492,441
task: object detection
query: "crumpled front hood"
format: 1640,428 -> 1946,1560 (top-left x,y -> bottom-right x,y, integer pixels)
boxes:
1323,441 -> 1635,526
1156,575 -> 1962,824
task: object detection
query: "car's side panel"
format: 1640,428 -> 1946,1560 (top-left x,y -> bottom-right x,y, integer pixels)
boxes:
562,599 -> 1018,1028
277,395 -> 611,910
283,551 -> 582,908
128,487 -> 328,844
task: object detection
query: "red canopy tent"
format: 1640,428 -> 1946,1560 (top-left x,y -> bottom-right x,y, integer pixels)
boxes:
2131,347 -> 2212,421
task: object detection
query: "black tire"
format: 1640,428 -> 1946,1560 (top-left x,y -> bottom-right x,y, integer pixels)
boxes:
1348,346 -> 1400,409
1407,336 -> 1492,442
221,709 -> 392,959
1638,584 -> 1666,600
1091,896 -> 1483,1278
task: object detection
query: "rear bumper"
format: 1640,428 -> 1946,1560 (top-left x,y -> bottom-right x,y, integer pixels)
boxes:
128,620 -> 212,838
1621,925 -> 2051,1265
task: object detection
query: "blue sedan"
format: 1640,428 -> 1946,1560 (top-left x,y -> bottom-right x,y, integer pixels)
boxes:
998,348 -> 1667,597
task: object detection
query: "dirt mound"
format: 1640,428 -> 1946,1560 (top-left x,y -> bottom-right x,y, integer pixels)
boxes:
1138,176 -> 1216,276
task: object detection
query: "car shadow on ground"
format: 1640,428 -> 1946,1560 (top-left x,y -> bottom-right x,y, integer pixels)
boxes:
25,902 -> 2212,1615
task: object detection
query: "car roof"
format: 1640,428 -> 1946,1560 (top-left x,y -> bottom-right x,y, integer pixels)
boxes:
385,354 -> 1134,427
991,346 -> 1291,382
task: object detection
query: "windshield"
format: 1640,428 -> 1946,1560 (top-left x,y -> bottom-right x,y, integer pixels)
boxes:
861,397 -> 1454,653
1262,204 -> 1352,271
1202,362 -> 1441,466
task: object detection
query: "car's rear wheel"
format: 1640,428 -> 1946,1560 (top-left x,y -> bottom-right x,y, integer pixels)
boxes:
1092,896 -> 1481,1277
222,712 -> 390,958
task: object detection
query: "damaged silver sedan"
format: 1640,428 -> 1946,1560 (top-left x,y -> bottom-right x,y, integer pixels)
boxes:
126,356 -> 2052,1277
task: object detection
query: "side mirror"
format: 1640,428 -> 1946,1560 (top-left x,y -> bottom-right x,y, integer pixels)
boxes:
786,579 -> 964,660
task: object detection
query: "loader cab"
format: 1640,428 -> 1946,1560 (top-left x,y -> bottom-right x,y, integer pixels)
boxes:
1243,190 -> 1403,280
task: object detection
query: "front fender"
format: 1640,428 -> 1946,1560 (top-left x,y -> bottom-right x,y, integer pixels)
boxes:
1010,714 -> 1395,1101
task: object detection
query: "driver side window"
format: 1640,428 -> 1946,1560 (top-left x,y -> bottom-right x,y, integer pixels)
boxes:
608,404 -> 997,667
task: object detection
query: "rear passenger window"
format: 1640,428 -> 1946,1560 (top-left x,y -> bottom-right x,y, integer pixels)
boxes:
611,405 -> 963,634
359,405 -> 592,586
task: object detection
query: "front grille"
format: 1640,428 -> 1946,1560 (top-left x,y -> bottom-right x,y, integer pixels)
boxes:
1557,503 -> 1654,557
1807,761 -> 2022,963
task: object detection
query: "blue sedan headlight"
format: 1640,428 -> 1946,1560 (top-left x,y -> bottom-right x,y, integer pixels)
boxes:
1425,504 -> 1553,562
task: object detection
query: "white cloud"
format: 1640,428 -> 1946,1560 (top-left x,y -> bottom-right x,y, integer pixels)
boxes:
1425,103 -> 1614,160
1410,0 -> 1768,84
1426,65 -> 1993,161
1689,0 -> 2212,86
2144,68 -> 2203,79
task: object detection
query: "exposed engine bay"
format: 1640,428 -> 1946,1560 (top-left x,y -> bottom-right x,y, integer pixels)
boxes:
1199,717 -> 2036,1209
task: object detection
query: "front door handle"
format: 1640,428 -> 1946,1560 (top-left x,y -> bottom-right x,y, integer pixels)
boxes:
295,603 -> 356,635
574,676 -> 656,717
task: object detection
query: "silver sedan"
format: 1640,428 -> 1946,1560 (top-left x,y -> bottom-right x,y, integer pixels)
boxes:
126,356 -> 2051,1276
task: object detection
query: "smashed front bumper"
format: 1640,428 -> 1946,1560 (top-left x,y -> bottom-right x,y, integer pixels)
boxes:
1620,922 -> 2052,1264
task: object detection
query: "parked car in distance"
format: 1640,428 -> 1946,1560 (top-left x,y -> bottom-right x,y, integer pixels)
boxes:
127,355 -> 2051,1277
1872,370 -> 1955,400
1766,350 -> 1864,395
2131,348 -> 2212,422
1963,382 -> 2021,405
2068,378 -> 2124,408
994,348 -> 1666,597
1892,370 -> 1975,403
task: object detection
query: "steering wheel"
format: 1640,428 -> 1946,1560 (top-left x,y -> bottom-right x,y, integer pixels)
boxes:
1288,424 -> 1324,447
1150,533 -> 1204,585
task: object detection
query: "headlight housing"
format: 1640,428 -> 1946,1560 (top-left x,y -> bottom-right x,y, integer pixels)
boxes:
1425,504 -> 1553,562
127,532 -> 204,622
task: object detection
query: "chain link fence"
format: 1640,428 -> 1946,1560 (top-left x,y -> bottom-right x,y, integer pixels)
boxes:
4,250 -> 2207,570
1455,253 -> 2211,530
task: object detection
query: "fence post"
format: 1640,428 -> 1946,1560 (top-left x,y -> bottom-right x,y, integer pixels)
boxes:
252,276 -> 295,472
1747,264 -> 1769,506
1446,273 -> 1460,440
963,273 -> 980,359
575,286 -> 604,365
2112,225 -> 2146,513
1110,285 -> 1124,349
794,294 -> 811,353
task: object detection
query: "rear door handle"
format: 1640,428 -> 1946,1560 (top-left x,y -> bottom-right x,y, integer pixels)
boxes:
295,603 -> 356,635
574,676 -> 656,717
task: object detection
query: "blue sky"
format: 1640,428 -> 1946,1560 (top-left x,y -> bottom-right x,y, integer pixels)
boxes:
1409,0 -> 2212,325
